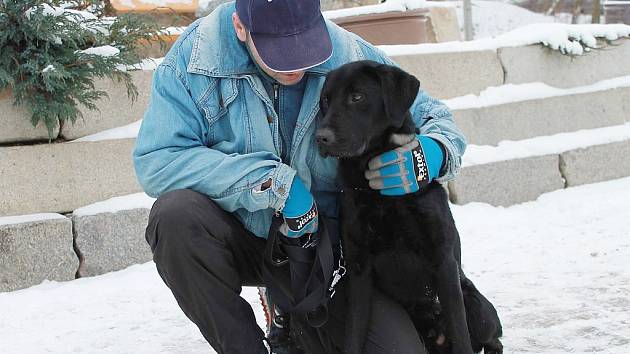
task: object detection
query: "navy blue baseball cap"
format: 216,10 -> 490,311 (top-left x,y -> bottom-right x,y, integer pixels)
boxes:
236,0 -> 333,72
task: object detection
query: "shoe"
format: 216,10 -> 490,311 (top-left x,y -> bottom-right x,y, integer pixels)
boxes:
268,313 -> 303,354
259,341 -> 270,354
259,287 -> 304,354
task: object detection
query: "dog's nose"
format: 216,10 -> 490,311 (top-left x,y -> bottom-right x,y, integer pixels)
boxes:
315,128 -> 335,146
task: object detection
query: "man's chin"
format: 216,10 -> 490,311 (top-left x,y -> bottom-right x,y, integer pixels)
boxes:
276,73 -> 305,85
278,78 -> 302,86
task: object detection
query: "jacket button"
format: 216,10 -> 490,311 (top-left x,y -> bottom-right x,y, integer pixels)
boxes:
267,115 -> 273,124
278,186 -> 286,195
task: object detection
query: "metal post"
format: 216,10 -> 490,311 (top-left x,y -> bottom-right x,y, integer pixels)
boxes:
592,0 -> 601,24
463,0 -> 474,41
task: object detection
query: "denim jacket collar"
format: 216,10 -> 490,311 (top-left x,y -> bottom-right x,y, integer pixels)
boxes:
188,2 -> 360,78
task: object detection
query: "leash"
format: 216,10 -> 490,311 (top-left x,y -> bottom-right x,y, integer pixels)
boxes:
262,215 -> 346,327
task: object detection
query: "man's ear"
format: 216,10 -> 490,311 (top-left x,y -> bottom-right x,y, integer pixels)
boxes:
232,13 -> 247,42
377,64 -> 420,128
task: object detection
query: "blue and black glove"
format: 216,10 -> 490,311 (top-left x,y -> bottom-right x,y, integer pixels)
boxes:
280,177 -> 318,239
365,135 -> 444,196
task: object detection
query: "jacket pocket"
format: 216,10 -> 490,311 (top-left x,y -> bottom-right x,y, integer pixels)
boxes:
200,78 -> 239,146
201,78 -> 237,124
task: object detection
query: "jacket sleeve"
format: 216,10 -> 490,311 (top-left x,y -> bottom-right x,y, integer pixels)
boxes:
133,64 -> 295,212
355,38 -> 467,182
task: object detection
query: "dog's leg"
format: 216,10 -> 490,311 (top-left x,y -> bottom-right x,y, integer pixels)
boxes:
433,252 -> 473,354
340,194 -> 373,354
422,186 -> 474,354
460,277 -> 503,354
343,259 -> 372,354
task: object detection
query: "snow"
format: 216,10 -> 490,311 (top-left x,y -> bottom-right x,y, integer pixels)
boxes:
25,4 -> 64,19
72,120 -> 142,142
381,23 -> 630,56
2,176 -> 630,353
79,45 -> 120,58
42,65 -> 55,73
64,8 -> 98,21
162,26 -> 187,35
73,193 -> 156,217
446,0 -> 556,39
463,123 -> 630,167
323,0 -> 454,20
119,57 -> 164,72
0,213 -> 66,226
443,75 -> 630,110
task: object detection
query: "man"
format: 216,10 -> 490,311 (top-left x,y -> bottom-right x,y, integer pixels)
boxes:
133,0 -> 466,353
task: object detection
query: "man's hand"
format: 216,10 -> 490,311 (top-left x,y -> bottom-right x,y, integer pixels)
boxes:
280,177 -> 318,238
365,135 -> 444,196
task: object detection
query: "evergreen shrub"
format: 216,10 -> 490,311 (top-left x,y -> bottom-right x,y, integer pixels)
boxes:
0,0 -> 164,140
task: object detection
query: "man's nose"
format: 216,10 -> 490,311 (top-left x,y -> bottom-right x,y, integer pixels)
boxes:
315,128 -> 335,146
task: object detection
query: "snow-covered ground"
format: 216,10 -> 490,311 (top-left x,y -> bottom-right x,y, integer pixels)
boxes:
446,0 -> 593,39
2,177 -> 630,353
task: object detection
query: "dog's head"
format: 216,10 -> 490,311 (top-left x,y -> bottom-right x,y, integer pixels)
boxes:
316,60 -> 420,158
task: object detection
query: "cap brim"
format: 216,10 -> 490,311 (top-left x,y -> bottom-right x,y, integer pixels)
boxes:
251,15 -> 333,73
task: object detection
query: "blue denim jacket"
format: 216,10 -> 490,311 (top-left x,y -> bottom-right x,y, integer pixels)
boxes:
133,3 -> 467,238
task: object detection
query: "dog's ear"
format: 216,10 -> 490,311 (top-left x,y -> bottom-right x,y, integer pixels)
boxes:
377,65 -> 420,128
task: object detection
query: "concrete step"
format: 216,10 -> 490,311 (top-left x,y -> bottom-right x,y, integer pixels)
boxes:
448,124 -> 630,206
0,214 -> 78,292
0,138 -> 141,217
0,193 -> 155,292
3,40 -> 628,144
0,70 -> 152,144
446,81 -> 630,146
390,34 -> 630,100
72,194 -> 155,278
3,124 -> 630,291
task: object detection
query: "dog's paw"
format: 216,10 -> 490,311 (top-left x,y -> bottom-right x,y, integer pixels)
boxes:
436,334 -> 446,346
483,339 -> 503,354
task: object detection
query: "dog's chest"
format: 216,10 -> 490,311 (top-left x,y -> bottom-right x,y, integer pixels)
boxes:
351,195 -> 439,303
356,196 -> 435,257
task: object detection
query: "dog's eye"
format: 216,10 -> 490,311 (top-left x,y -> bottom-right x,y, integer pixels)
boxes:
349,93 -> 364,103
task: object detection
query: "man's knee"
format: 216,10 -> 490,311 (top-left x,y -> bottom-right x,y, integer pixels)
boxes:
145,189 -> 220,252
150,189 -> 211,221
365,291 -> 428,354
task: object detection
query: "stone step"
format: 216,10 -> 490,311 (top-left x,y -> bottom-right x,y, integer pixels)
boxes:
448,124 -> 630,206
390,36 -> 630,100
498,40 -> 630,89
0,70 -> 153,144
3,40 -> 628,144
394,49 -> 504,100
447,82 -> 630,146
3,127 -> 630,291
0,138 -> 141,217
72,193 -> 155,278
0,214 -> 78,292
0,89 -> 60,143
0,193 -> 156,292
59,70 -> 153,141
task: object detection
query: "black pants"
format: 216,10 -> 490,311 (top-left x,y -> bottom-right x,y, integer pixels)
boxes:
145,189 -> 427,354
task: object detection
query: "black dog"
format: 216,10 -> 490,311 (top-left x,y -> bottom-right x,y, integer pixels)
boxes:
315,60 -> 503,354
